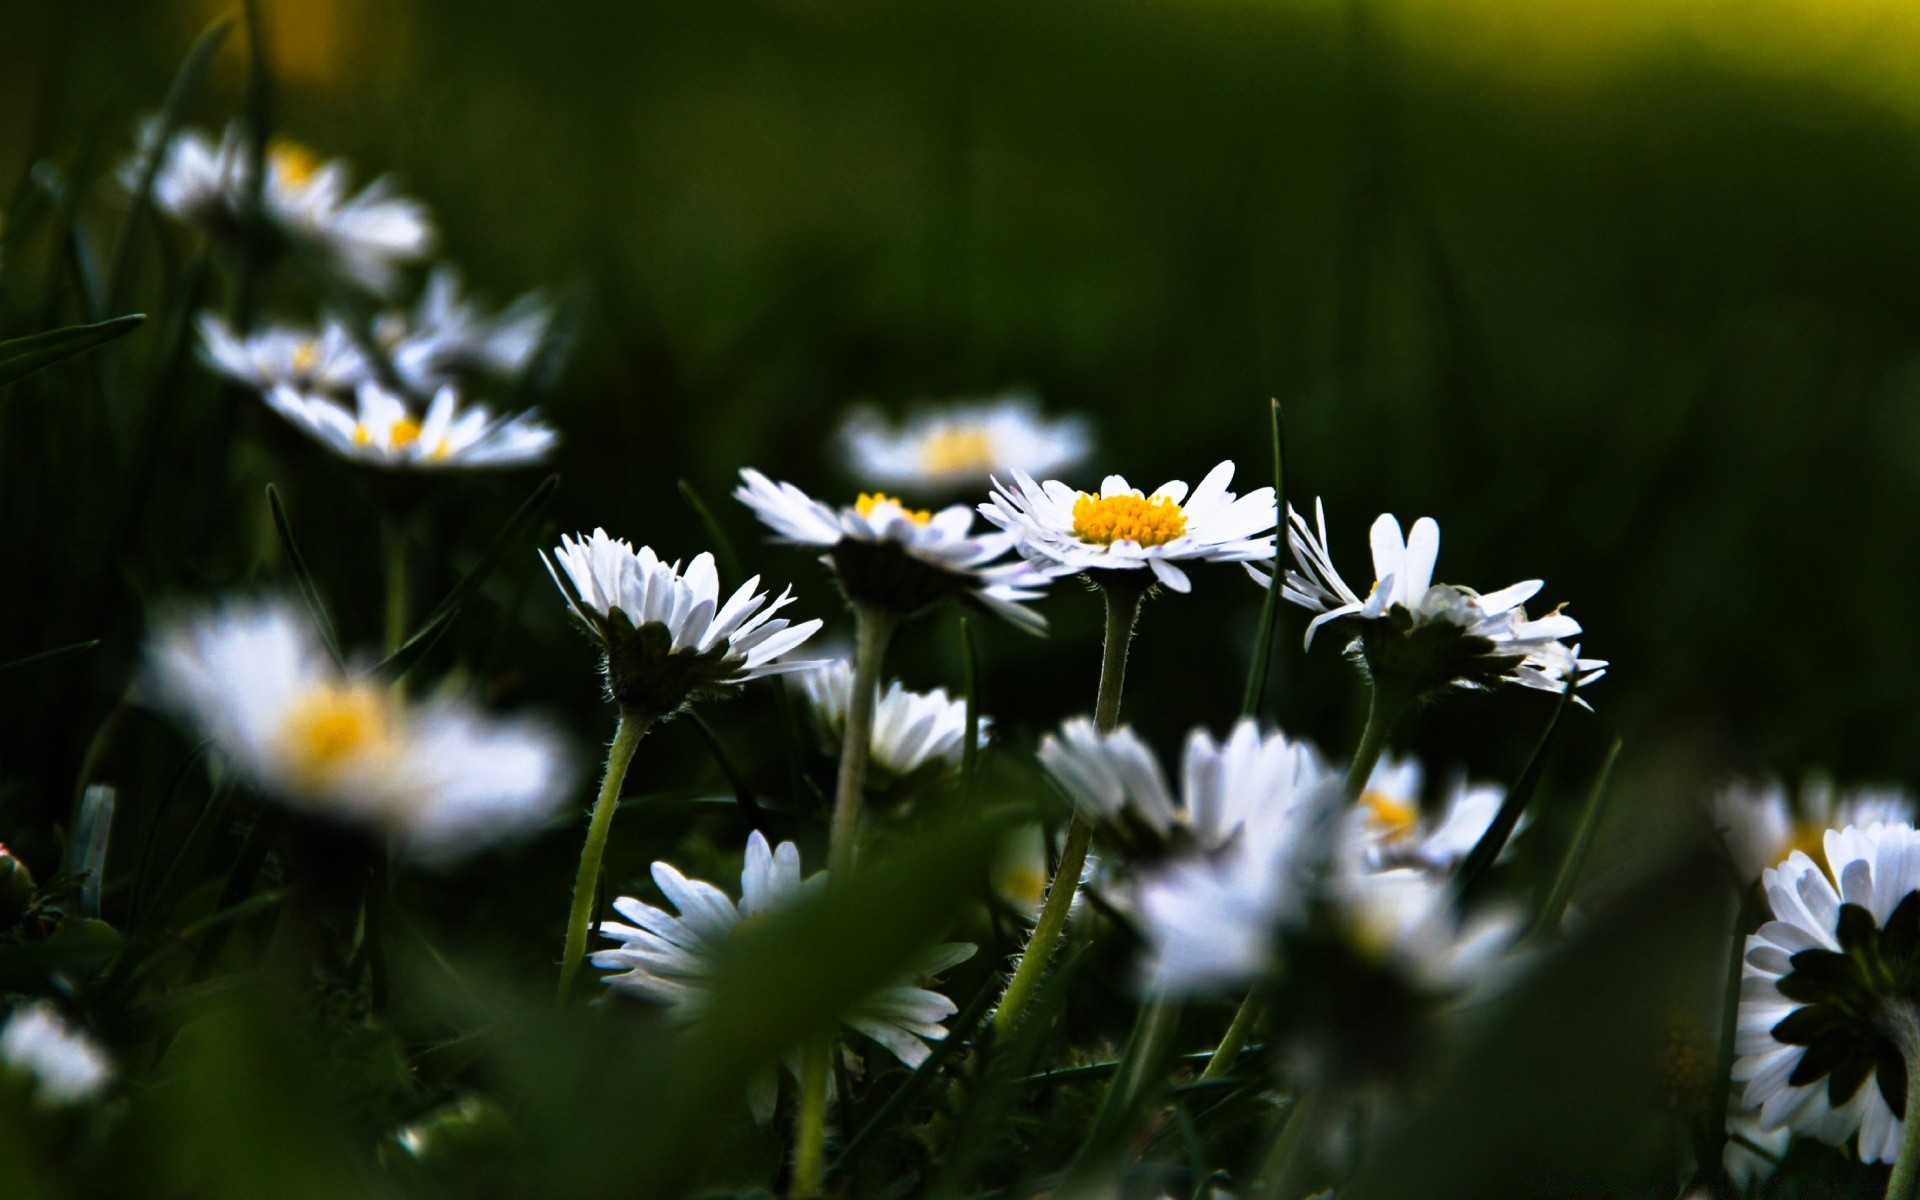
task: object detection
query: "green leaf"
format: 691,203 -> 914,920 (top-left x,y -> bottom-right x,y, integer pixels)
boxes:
266,484 -> 345,668
1532,736 -> 1622,938
376,473 -> 559,680
1241,397 -> 1286,716
107,13 -> 235,310
0,313 -> 146,389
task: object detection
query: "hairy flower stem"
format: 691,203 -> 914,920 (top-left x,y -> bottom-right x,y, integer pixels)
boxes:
828,604 -> 898,875
993,580 -> 1145,1036
556,709 -> 651,1001
1344,680 -> 1408,803
1200,991 -> 1262,1080
791,1035 -> 832,1200
1886,1006 -> 1920,1200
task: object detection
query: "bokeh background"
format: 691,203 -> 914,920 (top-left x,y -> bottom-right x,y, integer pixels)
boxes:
5,0 -> 1920,1193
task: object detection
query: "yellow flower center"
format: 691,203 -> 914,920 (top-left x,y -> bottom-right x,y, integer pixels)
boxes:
1360,790 -> 1421,843
269,138 -> 322,189
291,341 -> 318,374
999,866 -> 1049,910
920,428 -> 998,476
855,492 -> 932,525
279,683 -> 394,785
1785,821 -> 1832,871
1071,492 -> 1187,547
353,418 -> 423,450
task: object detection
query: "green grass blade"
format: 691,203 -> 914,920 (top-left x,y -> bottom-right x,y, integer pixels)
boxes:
687,711 -> 766,832
266,484 -> 345,668
1240,397 -> 1286,716
231,0 -> 274,329
1453,676 -> 1577,908
678,478 -> 744,583
831,973 -> 996,1174
377,473 -> 560,680
1532,737 -> 1622,938
106,13 -> 234,311
0,639 -> 99,677
0,313 -> 146,389
959,612 -> 981,797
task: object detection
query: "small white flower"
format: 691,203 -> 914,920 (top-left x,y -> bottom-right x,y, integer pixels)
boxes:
980,461 -> 1276,593
1733,822 -> 1920,1164
382,266 -> 553,390
1713,777 -> 1914,880
146,600 -> 572,862
838,394 -> 1091,493
130,123 -> 434,294
545,530 -> 824,715
592,830 -> 975,1121
1267,500 -> 1605,701
734,468 -> 1059,632
265,380 -> 557,469
795,659 -> 983,783
1349,754 -> 1508,874
1330,863 -> 1519,995
0,1003 -> 110,1106
198,313 -> 368,393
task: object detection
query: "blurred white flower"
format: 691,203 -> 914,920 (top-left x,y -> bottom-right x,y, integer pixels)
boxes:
382,266 -> 553,390
198,313 -> 367,394
129,123 -> 434,294
981,461 -> 1276,593
545,530 -> 824,716
1329,864 -> 1519,995
1267,500 -> 1605,702
592,830 -> 975,1121
734,468 -> 1059,632
0,1002 -> 110,1106
1712,777 -> 1914,880
838,395 -> 1091,493
265,380 -> 556,469
146,600 -> 572,861
1349,754 -> 1509,874
1734,822 -> 1920,1164
1724,1100 -> 1791,1190
795,658 -> 983,783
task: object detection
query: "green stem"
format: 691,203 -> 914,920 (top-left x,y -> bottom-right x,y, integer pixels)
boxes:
1200,993 -> 1261,1081
1343,680 -> 1406,804
791,1035 -> 831,1199
557,710 -> 651,1001
1260,1088 -> 1322,1200
828,605 -> 898,875
1887,1010 -> 1920,1200
382,515 -> 409,660
993,579 -> 1144,1036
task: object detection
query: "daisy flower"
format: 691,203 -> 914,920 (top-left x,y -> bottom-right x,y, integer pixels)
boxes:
980,461 -> 1276,593
145,599 -> 572,862
1038,717 -> 1327,860
1349,754 -> 1510,874
381,266 -> 554,391
198,313 -> 368,394
734,468 -> 1059,633
0,1002 -> 110,1106
795,658 -> 984,786
592,830 -> 975,1121
545,530 -> 824,718
1269,500 -> 1605,702
265,380 -> 557,469
129,123 -> 434,294
838,394 -> 1091,493
1712,777 -> 1914,880
1733,822 -> 1920,1164
1725,1100 -> 1791,1190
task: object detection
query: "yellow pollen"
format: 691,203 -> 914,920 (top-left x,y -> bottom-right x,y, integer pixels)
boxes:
1785,821 -> 1832,871
1071,492 -> 1187,547
390,418 -> 423,449
920,428 -> 998,476
1000,866 -> 1048,910
351,425 -> 372,447
428,437 -> 451,461
269,138 -> 322,188
855,493 -> 932,525
291,341 -> 318,374
279,683 -> 394,785
1361,790 -> 1421,842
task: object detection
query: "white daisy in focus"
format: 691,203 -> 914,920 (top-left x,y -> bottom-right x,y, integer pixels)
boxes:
129,123 -> 434,294
1350,754 -> 1509,874
1733,822 -> 1920,1164
1268,500 -> 1605,702
265,380 -> 557,469
981,461 -> 1276,593
734,468 -> 1060,633
795,658 -> 984,786
0,1002 -> 110,1106
1038,717 -> 1326,860
145,599 -> 572,861
1712,777 -> 1914,880
545,530 -> 824,718
838,394 -> 1091,493
198,313 -> 368,394
592,830 -> 975,1121
382,266 -> 554,390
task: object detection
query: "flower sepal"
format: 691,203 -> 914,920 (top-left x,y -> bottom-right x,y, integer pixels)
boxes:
827,537 -> 977,620
598,610 -> 748,720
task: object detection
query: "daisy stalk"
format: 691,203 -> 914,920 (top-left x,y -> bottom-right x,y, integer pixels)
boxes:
556,709 -> 650,1000
827,604 -> 899,873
